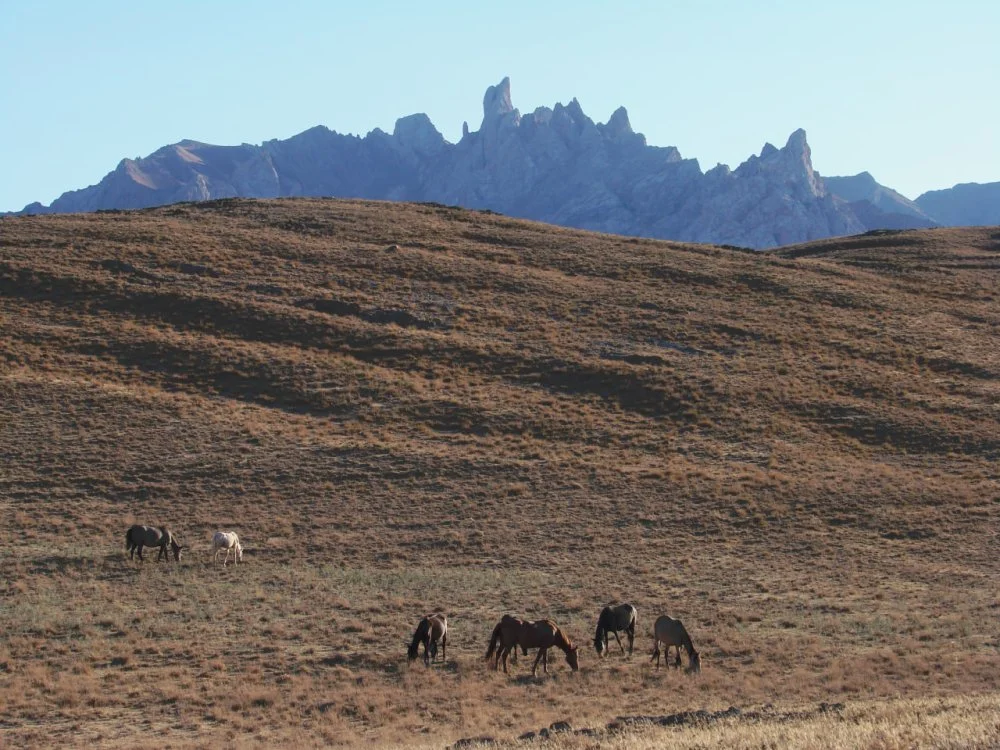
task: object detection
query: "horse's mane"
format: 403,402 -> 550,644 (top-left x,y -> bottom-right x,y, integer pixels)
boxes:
553,625 -> 574,653
595,608 -> 613,641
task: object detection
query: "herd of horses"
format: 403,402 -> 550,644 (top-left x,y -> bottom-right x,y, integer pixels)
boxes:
413,603 -> 701,675
124,525 -> 699,675
124,524 -> 242,565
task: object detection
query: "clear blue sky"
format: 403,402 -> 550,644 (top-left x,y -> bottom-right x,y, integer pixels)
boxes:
2,0 -> 998,212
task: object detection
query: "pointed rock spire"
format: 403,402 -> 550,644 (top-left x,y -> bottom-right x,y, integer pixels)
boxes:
605,106 -> 633,137
784,128 -> 809,155
482,77 -> 514,123
780,128 -> 822,196
479,76 -> 520,161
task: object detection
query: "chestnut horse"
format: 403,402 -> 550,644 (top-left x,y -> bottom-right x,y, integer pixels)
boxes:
407,613 -> 448,666
651,614 -> 700,672
485,615 -> 579,675
483,615 -> 529,669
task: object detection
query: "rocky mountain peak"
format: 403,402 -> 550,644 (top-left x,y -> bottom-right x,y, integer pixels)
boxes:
392,113 -> 445,156
604,106 -> 633,137
785,127 -> 808,152
482,76 -> 514,122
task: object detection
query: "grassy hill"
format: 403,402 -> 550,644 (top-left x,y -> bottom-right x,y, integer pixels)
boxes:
1,200 -> 998,748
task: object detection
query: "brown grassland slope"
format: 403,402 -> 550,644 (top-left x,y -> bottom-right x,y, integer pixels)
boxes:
1,199 -> 998,748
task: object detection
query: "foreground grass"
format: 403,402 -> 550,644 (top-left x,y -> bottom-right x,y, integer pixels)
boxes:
537,695 -> 1000,750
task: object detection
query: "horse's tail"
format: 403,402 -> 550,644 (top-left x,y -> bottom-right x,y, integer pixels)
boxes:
484,621 -> 503,661
124,527 -> 131,548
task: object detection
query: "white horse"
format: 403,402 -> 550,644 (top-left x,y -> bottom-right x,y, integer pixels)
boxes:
211,531 -> 243,566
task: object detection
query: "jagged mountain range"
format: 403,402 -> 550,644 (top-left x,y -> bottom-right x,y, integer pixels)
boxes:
13,78 -> 998,248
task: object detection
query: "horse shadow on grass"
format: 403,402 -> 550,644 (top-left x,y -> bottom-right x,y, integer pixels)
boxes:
320,652 -> 461,675
512,674 -> 546,685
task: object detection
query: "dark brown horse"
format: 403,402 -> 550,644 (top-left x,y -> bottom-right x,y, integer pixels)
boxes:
594,602 -> 637,657
407,613 -> 448,666
651,614 -> 700,672
485,615 -> 579,675
125,525 -> 183,562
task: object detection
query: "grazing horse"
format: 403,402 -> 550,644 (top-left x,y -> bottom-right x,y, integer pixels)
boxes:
211,531 -> 243,566
594,603 -> 637,657
651,614 -> 700,672
483,614 -> 529,669
125,525 -> 183,562
485,615 -> 579,675
407,613 -> 448,666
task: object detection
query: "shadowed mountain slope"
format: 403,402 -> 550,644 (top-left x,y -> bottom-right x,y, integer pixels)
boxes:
916,181 -> 1000,227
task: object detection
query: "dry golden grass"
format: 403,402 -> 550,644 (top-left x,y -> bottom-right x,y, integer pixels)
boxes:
0,200 -> 998,747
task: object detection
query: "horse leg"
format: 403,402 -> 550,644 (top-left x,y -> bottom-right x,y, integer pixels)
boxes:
612,630 -> 625,655
441,633 -> 447,663
532,648 -> 545,676
673,646 -> 682,668
627,626 -> 635,656
652,640 -> 660,669
136,544 -> 144,562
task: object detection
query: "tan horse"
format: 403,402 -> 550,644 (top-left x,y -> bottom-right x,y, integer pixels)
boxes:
407,613 -> 447,666
651,614 -> 700,672
485,615 -> 579,675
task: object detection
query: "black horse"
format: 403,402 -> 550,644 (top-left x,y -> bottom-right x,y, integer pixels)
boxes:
125,525 -> 184,562
594,603 -> 637,657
